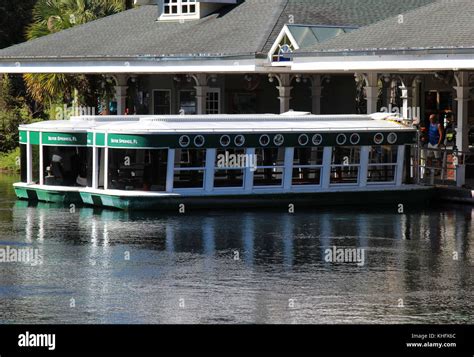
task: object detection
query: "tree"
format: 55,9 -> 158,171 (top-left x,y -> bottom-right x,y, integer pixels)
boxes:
24,0 -> 128,106
0,75 -> 34,153
0,0 -> 37,49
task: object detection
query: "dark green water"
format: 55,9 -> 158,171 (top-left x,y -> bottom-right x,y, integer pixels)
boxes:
0,173 -> 472,324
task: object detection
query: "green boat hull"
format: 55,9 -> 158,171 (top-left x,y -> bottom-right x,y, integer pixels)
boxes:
80,188 -> 436,211
15,184 -> 436,211
14,186 -> 82,204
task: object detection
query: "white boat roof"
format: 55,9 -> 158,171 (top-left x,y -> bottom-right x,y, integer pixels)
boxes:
20,112 -> 414,133
19,116 -> 141,131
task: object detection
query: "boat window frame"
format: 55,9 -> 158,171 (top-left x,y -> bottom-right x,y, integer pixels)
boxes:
253,147 -> 286,188
292,147 -> 324,188
213,148 -> 248,189
329,146 -> 361,186
173,148 -> 207,190
366,145 -> 399,185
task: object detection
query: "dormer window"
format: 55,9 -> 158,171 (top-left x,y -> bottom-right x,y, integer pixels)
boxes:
273,35 -> 295,62
163,0 -> 197,16
158,0 -> 236,22
269,24 -> 358,64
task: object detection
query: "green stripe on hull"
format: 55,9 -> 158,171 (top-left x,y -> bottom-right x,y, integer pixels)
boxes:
14,186 -> 82,204
14,187 -> 32,200
81,189 -> 436,211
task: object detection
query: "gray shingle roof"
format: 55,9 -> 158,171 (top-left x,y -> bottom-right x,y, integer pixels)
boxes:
262,0 -> 437,52
0,0 -> 439,60
297,0 -> 474,54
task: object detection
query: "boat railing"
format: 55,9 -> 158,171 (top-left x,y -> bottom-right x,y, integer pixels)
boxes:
409,144 -> 474,187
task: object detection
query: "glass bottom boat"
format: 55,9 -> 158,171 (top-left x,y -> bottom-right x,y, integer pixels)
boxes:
14,112 -> 435,211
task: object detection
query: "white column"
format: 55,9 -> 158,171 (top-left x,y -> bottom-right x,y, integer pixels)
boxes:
26,131 -> 33,184
396,145 -> 406,186
194,74 -> 209,115
278,86 -> 292,113
205,148 -> 216,192
321,147 -> 332,189
244,148 -> 255,193
166,149 -> 175,193
411,78 -> 420,119
359,146 -> 370,187
454,72 -> 471,153
104,134 -> 109,190
399,76 -> 415,119
283,147 -> 294,191
400,85 -> 413,119
114,74 -> 129,115
311,74 -> 323,115
365,73 -> 379,114
276,74 -> 292,114
92,134 -> 99,189
115,86 -> 128,115
39,133 -> 44,185
454,72 -> 471,187
195,86 -> 209,115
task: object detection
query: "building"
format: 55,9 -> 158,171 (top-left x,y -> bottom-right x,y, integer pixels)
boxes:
0,0 -> 473,182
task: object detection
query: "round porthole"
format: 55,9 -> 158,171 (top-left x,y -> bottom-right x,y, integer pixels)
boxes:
179,135 -> 190,148
374,133 -> 384,145
312,134 -> 323,146
259,134 -> 270,147
336,134 -> 347,145
273,134 -> 285,146
194,135 -> 205,148
220,135 -> 231,147
234,135 -> 245,147
350,133 -> 360,145
298,134 -> 309,146
387,132 -> 398,145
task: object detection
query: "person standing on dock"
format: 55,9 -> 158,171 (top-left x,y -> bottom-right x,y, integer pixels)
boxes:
428,114 -> 443,153
427,114 -> 444,176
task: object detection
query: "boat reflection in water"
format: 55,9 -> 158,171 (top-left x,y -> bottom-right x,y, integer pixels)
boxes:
6,200 -> 474,324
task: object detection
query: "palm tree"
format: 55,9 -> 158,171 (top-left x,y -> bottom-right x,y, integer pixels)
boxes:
24,0 -> 128,107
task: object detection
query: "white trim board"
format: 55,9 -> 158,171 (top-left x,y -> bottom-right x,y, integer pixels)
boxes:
0,59 -> 258,74
292,54 -> 474,72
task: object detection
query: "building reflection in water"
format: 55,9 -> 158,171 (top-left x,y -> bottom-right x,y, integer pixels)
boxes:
9,201 -> 473,324
13,201 -> 473,271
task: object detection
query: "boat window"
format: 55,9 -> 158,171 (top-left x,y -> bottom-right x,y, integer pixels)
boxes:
293,147 -> 324,186
214,149 -> 247,188
20,144 -> 27,183
108,149 -> 168,191
330,147 -> 360,185
368,146 -> 398,183
43,146 -> 90,187
253,148 -> 285,187
32,145 -> 40,184
174,149 -> 206,189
